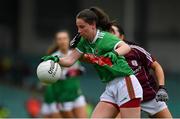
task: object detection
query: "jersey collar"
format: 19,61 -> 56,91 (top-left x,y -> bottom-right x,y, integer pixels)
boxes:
90,29 -> 100,44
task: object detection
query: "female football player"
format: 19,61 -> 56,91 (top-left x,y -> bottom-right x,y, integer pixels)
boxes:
110,22 -> 172,118
41,7 -> 143,118
41,85 -> 61,118
41,30 -> 88,118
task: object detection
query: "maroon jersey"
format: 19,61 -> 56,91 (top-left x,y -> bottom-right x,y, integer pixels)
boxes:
124,43 -> 158,102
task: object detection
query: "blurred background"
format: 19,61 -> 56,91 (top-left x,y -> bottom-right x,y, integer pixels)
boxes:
0,0 -> 180,117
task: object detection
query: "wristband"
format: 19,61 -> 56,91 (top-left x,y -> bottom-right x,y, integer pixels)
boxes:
159,85 -> 166,90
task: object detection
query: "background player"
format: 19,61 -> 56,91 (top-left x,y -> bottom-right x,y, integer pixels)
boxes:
41,7 -> 143,118
41,30 -> 88,118
110,22 -> 172,118
41,85 -> 60,118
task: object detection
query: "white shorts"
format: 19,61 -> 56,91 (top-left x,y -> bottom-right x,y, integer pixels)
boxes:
141,98 -> 167,116
100,75 -> 143,107
41,102 -> 59,115
57,95 -> 86,111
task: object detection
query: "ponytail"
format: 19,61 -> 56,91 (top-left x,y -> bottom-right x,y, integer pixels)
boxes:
76,7 -> 112,31
89,7 -> 112,31
111,20 -> 125,35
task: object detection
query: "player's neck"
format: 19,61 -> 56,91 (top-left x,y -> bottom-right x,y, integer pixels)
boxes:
88,29 -> 97,43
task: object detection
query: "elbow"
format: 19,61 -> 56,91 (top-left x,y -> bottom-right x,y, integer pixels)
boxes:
115,43 -> 131,55
151,61 -> 163,71
123,43 -> 131,54
116,42 -> 131,55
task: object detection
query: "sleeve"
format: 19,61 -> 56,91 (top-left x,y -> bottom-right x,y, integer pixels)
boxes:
112,35 -> 123,50
104,32 -> 122,51
75,37 -> 85,54
131,45 -> 156,68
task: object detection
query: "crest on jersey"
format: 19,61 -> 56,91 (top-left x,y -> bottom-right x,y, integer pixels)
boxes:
131,60 -> 138,66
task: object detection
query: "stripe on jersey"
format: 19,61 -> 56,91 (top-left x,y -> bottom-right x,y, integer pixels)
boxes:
75,48 -> 83,54
114,41 -> 122,51
97,32 -> 105,39
125,76 -> 135,99
130,45 -> 153,62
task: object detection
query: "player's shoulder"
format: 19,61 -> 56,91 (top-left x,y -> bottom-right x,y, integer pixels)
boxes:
101,31 -> 114,38
100,30 -> 120,42
130,44 -> 148,53
98,30 -> 106,38
130,44 -> 153,59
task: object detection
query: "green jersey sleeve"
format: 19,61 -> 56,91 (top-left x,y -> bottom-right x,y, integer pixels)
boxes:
102,32 -> 123,52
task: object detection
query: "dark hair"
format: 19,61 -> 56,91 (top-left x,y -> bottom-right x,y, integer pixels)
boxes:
111,21 -> 139,45
76,7 -> 112,31
111,21 -> 125,35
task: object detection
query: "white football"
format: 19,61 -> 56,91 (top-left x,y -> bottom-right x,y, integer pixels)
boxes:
36,60 -> 61,84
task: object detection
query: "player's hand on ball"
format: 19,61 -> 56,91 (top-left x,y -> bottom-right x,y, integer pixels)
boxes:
41,55 -> 59,62
104,51 -> 118,63
37,60 -> 61,84
156,86 -> 169,102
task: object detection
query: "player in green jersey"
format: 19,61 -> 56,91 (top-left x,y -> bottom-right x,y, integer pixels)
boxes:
41,7 -> 143,118
41,30 -> 88,118
41,85 -> 60,118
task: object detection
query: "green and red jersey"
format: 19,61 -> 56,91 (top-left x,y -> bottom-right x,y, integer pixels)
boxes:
76,29 -> 133,83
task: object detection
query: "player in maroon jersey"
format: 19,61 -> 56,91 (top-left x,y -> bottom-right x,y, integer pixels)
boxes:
110,22 -> 172,118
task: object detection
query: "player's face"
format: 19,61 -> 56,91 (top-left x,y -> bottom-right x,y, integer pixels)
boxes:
111,25 -> 124,40
111,26 -> 121,37
56,32 -> 69,50
76,18 -> 96,40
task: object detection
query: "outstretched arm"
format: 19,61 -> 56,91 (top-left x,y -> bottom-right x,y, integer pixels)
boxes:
151,61 -> 169,102
59,49 -> 82,67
